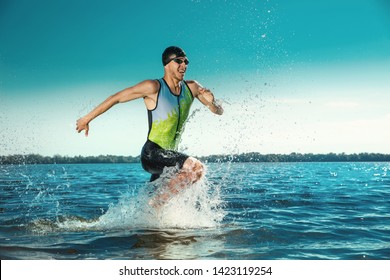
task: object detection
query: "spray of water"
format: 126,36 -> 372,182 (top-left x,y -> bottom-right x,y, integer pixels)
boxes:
29,165 -> 225,233
97,174 -> 225,230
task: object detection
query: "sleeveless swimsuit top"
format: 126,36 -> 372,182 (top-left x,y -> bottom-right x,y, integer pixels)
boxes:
147,78 -> 194,150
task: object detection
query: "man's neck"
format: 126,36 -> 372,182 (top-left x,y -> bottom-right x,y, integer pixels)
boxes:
163,75 -> 182,95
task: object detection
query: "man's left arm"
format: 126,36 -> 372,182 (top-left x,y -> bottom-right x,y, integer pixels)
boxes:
187,80 -> 224,115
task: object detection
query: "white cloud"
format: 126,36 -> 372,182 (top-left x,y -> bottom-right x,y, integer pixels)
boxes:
325,101 -> 360,109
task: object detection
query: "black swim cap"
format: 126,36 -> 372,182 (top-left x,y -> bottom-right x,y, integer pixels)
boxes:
162,46 -> 186,66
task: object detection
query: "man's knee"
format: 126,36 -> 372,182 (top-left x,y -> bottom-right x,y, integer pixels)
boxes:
183,157 -> 205,182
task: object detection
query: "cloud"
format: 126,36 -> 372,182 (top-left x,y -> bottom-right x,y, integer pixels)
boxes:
325,101 -> 359,109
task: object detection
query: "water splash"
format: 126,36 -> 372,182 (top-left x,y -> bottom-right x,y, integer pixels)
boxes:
30,166 -> 225,233
97,175 -> 225,230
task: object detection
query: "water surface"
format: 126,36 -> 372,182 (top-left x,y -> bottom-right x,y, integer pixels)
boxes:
1,162 -> 389,259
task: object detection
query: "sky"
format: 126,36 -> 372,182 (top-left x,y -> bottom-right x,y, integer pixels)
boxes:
1,0 -> 390,157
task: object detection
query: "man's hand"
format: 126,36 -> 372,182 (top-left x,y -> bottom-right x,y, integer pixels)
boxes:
76,117 -> 90,137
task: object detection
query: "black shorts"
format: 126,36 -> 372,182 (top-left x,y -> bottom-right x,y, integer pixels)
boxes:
141,140 -> 189,181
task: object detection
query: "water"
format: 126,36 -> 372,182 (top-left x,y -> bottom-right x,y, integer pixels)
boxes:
0,162 -> 389,260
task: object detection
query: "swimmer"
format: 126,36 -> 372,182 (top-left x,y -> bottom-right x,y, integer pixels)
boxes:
76,46 -> 223,206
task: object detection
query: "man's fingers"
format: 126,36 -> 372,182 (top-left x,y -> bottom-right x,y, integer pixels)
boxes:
75,118 -> 89,136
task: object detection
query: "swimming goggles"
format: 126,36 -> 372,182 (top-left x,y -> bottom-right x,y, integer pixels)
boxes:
168,57 -> 189,65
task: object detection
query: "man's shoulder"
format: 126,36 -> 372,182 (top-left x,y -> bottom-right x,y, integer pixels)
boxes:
137,79 -> 160,92
185,80 -> 201,96
142,79 -> 160,86
184,80 -> 199,89
185,80 -> 197,86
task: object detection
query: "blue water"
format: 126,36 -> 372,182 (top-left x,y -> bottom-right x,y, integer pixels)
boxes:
0,162 -> 389,259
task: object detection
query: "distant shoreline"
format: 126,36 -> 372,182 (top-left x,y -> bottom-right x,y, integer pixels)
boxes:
1,152 -> 389,165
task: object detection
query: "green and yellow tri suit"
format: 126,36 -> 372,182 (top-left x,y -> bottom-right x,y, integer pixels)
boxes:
147,78 -> 194,150
141,78 -> 194,181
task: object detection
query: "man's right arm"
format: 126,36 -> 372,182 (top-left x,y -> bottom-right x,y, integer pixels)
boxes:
76,79 -> 158,136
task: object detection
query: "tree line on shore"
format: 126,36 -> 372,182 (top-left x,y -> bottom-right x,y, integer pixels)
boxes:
201,152 -> 390,163
1,152 -> 389,165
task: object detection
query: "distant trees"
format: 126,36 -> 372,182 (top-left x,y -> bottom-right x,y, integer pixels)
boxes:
0,154 -> 140,165
200,152 -> 390,163
1,152 -> 389,165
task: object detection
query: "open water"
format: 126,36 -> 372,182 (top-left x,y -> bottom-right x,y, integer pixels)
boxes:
0,162 -> 389,259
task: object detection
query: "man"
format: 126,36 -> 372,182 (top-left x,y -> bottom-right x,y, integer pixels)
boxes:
76,46 -> 223,204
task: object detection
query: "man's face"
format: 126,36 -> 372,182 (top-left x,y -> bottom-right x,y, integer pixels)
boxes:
166,56 -> 189,81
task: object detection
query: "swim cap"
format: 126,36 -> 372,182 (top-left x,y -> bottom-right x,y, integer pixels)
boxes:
162,46 -> 186,66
